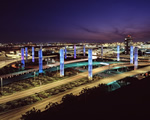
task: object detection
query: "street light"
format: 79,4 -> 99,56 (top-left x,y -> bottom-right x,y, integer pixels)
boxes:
108,64 -> 110,73
34,72 -> 36,80
57,67 -> 58,77
1,78 -> 3,93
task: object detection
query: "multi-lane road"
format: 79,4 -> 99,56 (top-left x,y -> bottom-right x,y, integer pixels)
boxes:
0,64 -> 150,120
1,55 -> 150,120
0,58 -> 90,79
0,62 -> 123,104
0,55 -> 57,69
0,62 -> 150,105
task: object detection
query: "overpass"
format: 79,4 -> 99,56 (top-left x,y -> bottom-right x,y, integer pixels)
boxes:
0,62 -> 149,104
0,64 -> 150,120
0,55 -> 57,69
0,58 -> 91,79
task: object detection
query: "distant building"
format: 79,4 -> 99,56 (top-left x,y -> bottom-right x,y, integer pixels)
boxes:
124,35 -> 133,54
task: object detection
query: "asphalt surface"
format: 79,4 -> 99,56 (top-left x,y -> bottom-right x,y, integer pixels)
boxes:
0,65 -> 150,120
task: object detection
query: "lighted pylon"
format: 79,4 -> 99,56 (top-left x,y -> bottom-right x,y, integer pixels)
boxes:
65,46 -> 67,59
21,48 -> 25,69
134,47 -> 138,70
130,46 -> 133,64
32,47 -> 35,62
88,49 -> 92,80
39,49 -> 43,73
25,47 -> 28,61
117,45 -> 120,61
74,45 -> 76,59
60,49 -> 64,77
101,45 -> 103,59
83,45 -> 85,56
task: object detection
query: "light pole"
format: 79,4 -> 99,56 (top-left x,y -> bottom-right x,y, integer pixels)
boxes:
1,78 -> 3,93
34,72 -> 36,80
108,64 -> 110,73
57,67 -> 58,77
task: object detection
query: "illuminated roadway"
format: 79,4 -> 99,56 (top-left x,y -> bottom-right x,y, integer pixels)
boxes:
0,55 -> 57,69
0,62 -> 123,104
0,58 -> 90,79
1,65 -> 150,120
0,62 -> 149,105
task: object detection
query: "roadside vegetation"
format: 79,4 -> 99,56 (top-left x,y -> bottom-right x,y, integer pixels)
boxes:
0,68 -> 80,96
0,73 -> 131,113
21,76 -> 150,120
0,64 -> 23,75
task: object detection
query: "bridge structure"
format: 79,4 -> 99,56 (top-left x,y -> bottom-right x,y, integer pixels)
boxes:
1,45 -> 150,120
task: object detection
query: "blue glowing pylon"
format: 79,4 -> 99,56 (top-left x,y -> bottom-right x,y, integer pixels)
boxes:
60,49 -> 64,76
88,49 -> 92,80
32,47 -> 35,62
21,48 -> 25,69
74,45 -> 76,59
39,49 -> 43,73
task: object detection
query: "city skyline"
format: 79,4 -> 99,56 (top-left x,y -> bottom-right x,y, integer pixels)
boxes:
1,0 -> 150,43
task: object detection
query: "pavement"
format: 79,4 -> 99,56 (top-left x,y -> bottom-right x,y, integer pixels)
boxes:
0,62 -> 120,104
0,55 -> 57,69
0,65 -> 150,120
0,58 -> 89,79
0,62 -> 150,104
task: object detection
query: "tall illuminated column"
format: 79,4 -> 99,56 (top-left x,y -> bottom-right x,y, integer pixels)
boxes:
25,47 -> 28,61
32,47 -> 34,62
74,45 -> 76,59
117,45 -> 120,61
38,49 -> 43,73
88,49 -> 92,80
65,46 -> 67,59
134,47 -> 138,70
21,48 -> 25,69
130,46 -> 133,64
101,45 -> 103,59
83,45 -> 85,56
60,49 -> 64,77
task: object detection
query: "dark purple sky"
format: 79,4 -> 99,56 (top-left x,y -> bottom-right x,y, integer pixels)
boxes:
1,0 -> 150,43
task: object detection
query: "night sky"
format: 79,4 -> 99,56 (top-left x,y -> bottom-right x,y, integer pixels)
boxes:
1,0 -> 150,43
